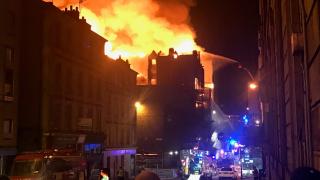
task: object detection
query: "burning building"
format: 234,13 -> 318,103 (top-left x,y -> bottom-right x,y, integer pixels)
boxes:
15,0 -> 137,178
136,49 -> 212,168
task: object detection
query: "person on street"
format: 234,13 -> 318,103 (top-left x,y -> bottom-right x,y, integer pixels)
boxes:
253,166 -> 259,180
100,170 -> 109,180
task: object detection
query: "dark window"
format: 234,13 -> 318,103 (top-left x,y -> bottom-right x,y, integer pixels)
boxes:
88,75 -> 93,98
4,68 -> 14,100
107,157 -> 111,169
3,119 -> 13,135
96,108 -> 101,131
220,167 -> 233,171
53,102 -> 62,130
6,12 -> 15,35
65,102 -> 72,130
47,158 -> 72,172
97,79 -> 101,100
54,63 -> 62,92
5,47 -> 14,66
78,72 -> 83,96
54,23 -> 62,48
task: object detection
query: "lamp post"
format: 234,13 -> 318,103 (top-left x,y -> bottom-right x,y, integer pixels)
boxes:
237,64 -> 255,81
226,62 -> 262,178
236,64 -> 258,91
232,62 -> 261,127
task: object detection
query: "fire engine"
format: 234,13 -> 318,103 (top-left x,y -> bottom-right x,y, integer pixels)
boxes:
10,149 -> 87,180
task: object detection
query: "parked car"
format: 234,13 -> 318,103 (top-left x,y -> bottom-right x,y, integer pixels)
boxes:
218,167 -> 236,180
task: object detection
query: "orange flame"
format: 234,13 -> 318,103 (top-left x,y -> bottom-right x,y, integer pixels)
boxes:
78,0 -> 202,58
44,0 -> 216,83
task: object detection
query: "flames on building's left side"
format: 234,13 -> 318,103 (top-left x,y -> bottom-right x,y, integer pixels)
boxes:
1,0 -> 138,178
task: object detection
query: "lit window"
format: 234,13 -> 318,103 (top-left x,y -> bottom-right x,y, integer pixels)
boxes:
151,79 -> 157,85
194,78 -> 200,90
151,59 -> 157,65
205,83 -> 214,89
195,102 -> 202,108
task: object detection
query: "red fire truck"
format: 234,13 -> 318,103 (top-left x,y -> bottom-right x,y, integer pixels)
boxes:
10,149 -> 87,180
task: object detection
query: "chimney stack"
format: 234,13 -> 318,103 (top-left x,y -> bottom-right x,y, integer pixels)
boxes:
169,48 -> 175,57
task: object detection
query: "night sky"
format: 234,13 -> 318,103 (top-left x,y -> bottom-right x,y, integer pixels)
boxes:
190,0 -> 259,115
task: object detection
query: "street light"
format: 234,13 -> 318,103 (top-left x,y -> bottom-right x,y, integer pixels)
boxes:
236,63 -> 259,91
249,82 -> 258,90
135,101 -> 144,112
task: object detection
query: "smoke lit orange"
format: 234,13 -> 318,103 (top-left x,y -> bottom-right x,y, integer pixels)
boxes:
44,0 -> 218,84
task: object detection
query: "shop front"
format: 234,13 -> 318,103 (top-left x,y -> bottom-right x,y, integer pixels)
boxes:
103,148 -> 136,179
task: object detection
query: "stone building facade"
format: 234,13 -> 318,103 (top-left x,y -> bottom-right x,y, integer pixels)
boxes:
15,0 -> 137,178
0,0 -> 21,174
258,0 -> 319,179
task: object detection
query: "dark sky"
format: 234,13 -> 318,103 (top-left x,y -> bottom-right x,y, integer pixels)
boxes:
190,0 -> 259,115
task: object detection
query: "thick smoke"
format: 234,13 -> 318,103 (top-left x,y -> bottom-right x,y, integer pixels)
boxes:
45,0 -> 224,84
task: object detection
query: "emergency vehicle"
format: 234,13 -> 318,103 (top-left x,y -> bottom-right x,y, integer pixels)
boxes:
10,149 -> 86,180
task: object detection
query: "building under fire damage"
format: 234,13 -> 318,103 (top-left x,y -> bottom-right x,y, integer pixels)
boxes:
136,49 -> 212,168
258,0 -> 320,179
1,0 -> 138,178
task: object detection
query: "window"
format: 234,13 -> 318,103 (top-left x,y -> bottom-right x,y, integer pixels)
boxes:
65,102 -> 72,130
194,78 -> 200,90
88,75 -> 93,98
127,130 -> 130,145
4,68 -> 14,101
78,105 -> 83,118
65,67 -> 73,95
77,72 -> 83,96
96,80 -> 101,100
96,108 -> 101,129
53,102 -> 62,130
54,23 -> 62,48
151,78 -> 157,85
54,63 -> 62,92
5,47 -> 14,66
6,12 -> 15,35
151,59 -> 157,65
3,119 -> 13,136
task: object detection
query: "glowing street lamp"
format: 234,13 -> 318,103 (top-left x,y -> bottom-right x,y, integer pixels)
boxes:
135,101 -> 144,113
249,82 -> 258,90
